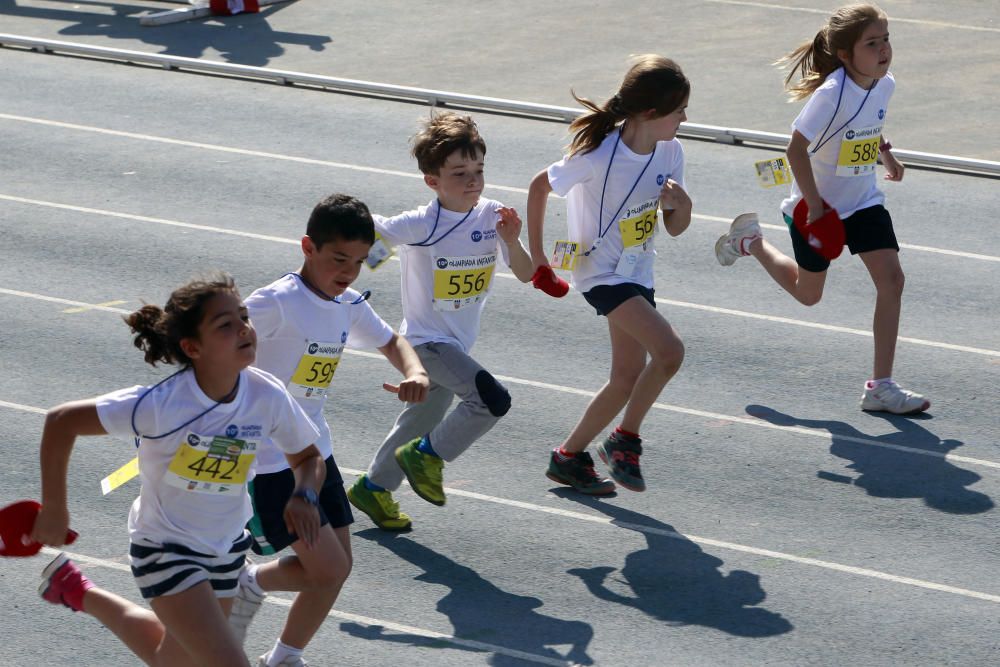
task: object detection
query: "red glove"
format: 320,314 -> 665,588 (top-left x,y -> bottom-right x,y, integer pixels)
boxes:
531,266 -> 569,298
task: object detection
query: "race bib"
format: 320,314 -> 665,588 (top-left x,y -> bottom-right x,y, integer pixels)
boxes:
287,340 -> 342,399
836,125 -> 881,177
164,432 -> 257,495
432,253 -> 497,311
755,157 -> 792,187
552,240 -> 580,271
365,232 -> 393,270
615,202 -> 657,277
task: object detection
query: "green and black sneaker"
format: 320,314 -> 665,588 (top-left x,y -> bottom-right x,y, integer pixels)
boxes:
347,475 -> 412,531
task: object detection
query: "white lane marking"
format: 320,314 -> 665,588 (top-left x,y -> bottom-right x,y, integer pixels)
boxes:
2,197 -> 998,358
653,297 -> 1000,357
11,335 -> 994,474
1,113 -> 996,263
40,548 -> 576,667
337,467 -> 1000,605
700,0 -> 1000,33
8,402 -> 1000,605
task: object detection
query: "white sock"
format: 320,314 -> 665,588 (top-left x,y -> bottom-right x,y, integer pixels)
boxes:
867,377 -> 892,389
267,640 -> 304,666
239,562 -> 266,597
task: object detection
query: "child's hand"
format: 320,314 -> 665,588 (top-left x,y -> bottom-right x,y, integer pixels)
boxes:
882,151 -> 905,182
284,497 -> 321,548
30,504 -> 71,546
383,373 -> 429,403
658,179 -> 691,213
495,206 -> 523,244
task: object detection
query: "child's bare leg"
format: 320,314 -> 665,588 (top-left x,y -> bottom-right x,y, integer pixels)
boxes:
258,525 -> 352,650
149,584 -> 248,666
560,314 -> 647,453
859,248 -> 905,379
748,238 -> 827,306
79,587 -> 165,665
605,297 -> 684,432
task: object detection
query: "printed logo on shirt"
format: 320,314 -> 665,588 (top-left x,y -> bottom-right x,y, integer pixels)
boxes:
341,331 -> 348,343
878,109 -> 885,120
471,230 -> 482,242
656,174 -> 665,186
240,425 -> 263,439
226,424 -> 239,438
436,258 -> 449,269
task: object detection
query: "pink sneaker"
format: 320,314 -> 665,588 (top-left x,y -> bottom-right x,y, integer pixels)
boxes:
39,553 -> 93,612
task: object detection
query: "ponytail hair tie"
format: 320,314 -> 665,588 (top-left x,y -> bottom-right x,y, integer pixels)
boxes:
608,93 -> 626,116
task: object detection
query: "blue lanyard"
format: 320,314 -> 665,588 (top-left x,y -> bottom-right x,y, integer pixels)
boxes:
286,272 -> 370,304
811,69 -> 876,154
130,369 -> 239,448
409,200 -> 475,247
586,129 -> 656,257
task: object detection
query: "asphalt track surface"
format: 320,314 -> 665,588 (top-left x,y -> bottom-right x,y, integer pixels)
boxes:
1,2 -> 998,666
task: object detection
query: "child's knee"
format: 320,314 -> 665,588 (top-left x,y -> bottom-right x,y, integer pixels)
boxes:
474,370 -> 511,417
304,560 -> 350,589
797,290 -> 823,306
878,268 -> 905,296
651,338 -> 685,374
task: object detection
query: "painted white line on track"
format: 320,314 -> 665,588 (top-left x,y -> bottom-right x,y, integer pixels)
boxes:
40,548 -> 575,667
333,467 -> 1000,605
1,114 -> 996,263
700,0 -> 1000,33
3,198 -> 998,358
7,403 -> 999,606
6,338 -> 998,472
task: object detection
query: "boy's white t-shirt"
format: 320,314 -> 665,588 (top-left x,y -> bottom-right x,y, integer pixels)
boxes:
547,127 -> 686,294
96,367 -> 319,556
245,275 -> 394,474
374,198 -> 512,354
782,68 -> 895,220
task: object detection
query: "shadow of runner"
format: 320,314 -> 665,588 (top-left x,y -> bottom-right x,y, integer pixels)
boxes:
746,405 -> 993,514
551,490 -> 792,638
0,0 -> 330,66
344,529 -> 595,666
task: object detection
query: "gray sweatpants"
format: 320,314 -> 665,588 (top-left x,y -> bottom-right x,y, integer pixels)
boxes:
367,341 -> 509,491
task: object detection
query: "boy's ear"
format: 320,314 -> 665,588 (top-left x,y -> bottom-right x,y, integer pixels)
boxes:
423,173 -> 439,190
301,235 -> 316,258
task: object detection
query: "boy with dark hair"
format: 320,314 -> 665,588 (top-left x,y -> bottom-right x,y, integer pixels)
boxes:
233,193 -> 429,667
348,112 -> 534,532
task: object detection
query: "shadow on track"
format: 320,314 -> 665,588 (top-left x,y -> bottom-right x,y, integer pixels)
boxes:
344,528 -> 595,666
747,404 -> 993,514
0,0 -> 330,66
550,489 -> 793,638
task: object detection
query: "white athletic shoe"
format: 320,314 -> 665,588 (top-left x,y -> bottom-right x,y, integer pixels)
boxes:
258,652 -> 309,667
860,381 -> 930,415
229,564 -> 266,645
715,213 -> 762,266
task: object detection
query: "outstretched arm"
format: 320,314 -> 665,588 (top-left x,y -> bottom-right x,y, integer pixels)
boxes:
378,333 -> 429,403
31,400 -> 106,545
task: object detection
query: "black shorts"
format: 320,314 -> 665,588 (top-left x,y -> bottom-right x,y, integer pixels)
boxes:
246,455 -> 353,555
582,283 -> 656,316
786,204 -> 899,273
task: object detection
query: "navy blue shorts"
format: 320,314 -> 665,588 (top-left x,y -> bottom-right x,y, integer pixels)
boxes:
247,455 -> 353,555
786,204 -> 899,273
582,283 -> 656,316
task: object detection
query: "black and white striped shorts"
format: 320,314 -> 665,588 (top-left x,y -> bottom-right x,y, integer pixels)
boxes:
129,531 -> 252,600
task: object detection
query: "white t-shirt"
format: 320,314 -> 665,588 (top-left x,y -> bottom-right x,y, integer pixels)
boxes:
547,128 -> 686,293
245,274 -> 394,474
96,367 -> 319,556
375,198 -> 512,354
782,68 -> 895,220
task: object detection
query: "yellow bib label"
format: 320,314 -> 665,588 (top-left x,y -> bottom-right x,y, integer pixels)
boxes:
618,208 -> 658,249
552,240 -> 580,270
836,125 -> 881,177
432,253 -> 497,311
755,157 -> 792,187
365,232 -> 393,270
164,433 -> 256,495
288,340 -> 342,399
